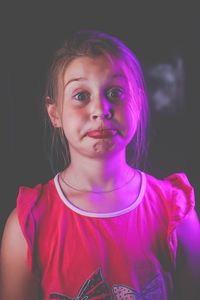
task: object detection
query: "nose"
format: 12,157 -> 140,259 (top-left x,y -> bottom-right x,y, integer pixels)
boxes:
91,97 -> 113,120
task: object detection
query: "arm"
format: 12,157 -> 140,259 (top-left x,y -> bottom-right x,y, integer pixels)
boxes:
174,209 -> 200,300
0,209 -> 41,300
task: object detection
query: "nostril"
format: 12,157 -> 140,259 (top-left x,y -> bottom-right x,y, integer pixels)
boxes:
105,110 -> 113,120
92,109 -> 113,120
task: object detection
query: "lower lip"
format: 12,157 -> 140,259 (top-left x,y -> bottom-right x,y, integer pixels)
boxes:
87,130 -> 117,139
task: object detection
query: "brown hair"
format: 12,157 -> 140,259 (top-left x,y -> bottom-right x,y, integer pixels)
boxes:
44,30 -> 149,174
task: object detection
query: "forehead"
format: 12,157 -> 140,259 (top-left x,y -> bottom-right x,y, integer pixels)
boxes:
62,55 -> 130,84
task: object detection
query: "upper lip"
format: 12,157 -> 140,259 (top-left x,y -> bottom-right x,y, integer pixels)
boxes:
88,128 -> 115,132
86,127 -> 118,134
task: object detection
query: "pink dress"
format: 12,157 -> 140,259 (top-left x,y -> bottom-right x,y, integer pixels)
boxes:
17,172 -> 195,299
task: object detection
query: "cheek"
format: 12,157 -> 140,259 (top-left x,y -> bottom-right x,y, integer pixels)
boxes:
119,103 -> 139,134
62,108 -> 86,134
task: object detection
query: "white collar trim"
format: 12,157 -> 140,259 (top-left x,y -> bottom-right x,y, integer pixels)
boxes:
54,171 -> 146,218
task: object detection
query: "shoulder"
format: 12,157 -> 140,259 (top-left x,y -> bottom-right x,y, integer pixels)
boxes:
16,177 -> 56,250
0,209 -> 40,299
174,196 -> 200,298
142,171 -> 195,225
143,171 -> 194,204
144,171 -> 193,192
176,208 -> 200,258
16,177 -> 55,218
144,171 -> 198,237
1,209 -> 23,249
1,209 -> 28,268
17,178 -> 53,204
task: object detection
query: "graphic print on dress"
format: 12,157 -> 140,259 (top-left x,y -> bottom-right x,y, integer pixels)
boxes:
112,274 -> 163,300
50,268 -> 112,299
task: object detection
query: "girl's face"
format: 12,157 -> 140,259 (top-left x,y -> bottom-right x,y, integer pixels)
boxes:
48,55 -> 139,160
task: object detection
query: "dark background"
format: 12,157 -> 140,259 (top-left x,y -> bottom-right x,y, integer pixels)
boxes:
1,1 -> 200,238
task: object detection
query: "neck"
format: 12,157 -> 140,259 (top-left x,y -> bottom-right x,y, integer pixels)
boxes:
61,152 -> 134,192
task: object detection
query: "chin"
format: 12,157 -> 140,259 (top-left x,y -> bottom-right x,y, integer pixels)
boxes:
85,142 -> 124,160
92,140 -> 116,153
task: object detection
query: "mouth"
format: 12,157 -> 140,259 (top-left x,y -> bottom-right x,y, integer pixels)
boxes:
86,129 -> 118,139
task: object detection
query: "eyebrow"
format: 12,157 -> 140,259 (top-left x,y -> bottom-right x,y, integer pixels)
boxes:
64,77 -> 86,88
64,73 -> 126,88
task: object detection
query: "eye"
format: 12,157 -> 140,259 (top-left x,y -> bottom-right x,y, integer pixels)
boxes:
106,87 -> 125,101
73,91 -> 90,102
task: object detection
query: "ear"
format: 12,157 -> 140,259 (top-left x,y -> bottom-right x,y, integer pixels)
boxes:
45,97 -> 62,128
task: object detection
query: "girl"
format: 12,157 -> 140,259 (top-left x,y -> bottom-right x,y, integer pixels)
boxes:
1,30 -> 200,300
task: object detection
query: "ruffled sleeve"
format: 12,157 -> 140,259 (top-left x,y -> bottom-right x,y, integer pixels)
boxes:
164,173 -> 195,265
16,184 -> 42,273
